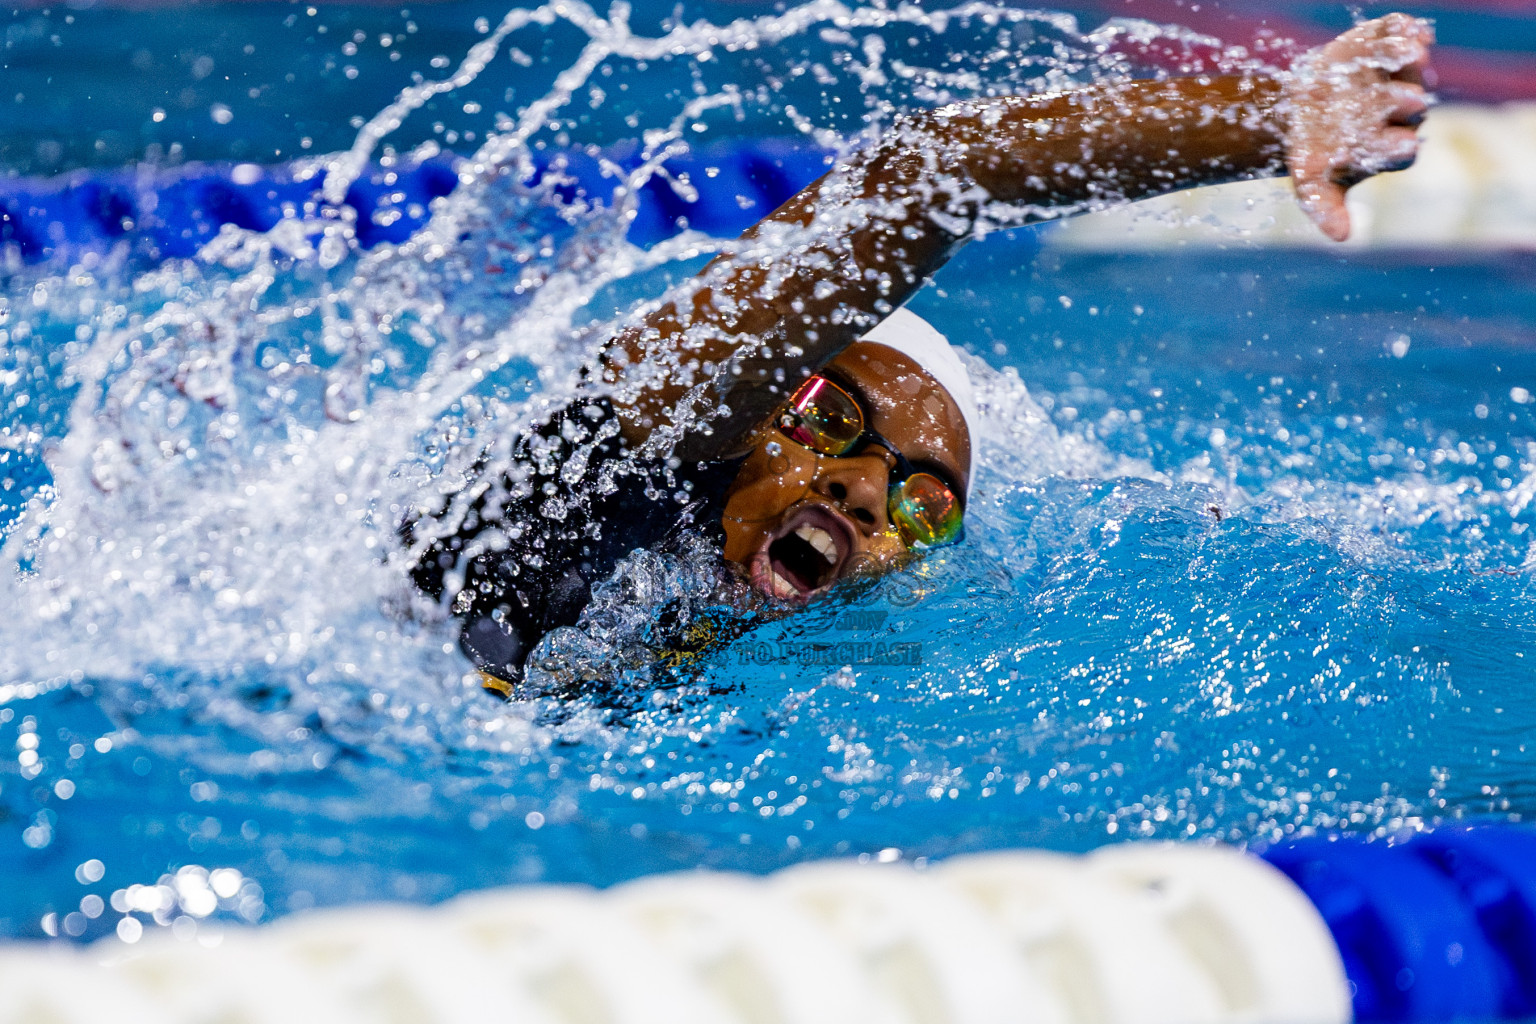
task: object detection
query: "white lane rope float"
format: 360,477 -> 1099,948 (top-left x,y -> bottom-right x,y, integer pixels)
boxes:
0,843 -> 1349,1024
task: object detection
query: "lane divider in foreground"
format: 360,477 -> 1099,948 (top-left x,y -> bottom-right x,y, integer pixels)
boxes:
8,824 -> 1536,1023
0,842 -> 1349,1024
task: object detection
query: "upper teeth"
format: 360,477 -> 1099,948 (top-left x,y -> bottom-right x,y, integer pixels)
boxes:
795,525 -> 838,564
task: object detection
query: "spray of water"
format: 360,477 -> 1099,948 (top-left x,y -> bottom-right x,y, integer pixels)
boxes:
0,1 -> 1202,739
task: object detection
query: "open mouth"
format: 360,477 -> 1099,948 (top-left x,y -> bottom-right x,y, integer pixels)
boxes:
755,504 -> 854,602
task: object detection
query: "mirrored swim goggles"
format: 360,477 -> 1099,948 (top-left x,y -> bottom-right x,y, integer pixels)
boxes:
777,375 -> 965,550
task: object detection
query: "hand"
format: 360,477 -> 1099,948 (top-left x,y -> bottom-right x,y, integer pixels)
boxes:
1283,13 -> 1434,241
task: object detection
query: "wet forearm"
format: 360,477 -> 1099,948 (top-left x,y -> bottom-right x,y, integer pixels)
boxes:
608,74 -> 1289,455
914,75 -> 1288,208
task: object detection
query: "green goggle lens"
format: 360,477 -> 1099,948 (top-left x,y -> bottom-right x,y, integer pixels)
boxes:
888,472 -> 964,549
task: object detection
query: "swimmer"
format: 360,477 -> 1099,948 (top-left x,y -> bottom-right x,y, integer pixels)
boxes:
404,15 -> 1434,692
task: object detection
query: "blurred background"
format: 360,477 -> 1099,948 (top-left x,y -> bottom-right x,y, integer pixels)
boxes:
2,0 -> 1531,179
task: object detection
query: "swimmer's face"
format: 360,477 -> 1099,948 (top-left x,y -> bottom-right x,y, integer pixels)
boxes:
720,341 -> 972,603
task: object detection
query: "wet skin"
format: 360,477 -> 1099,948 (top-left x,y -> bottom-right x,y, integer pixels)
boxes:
719,340 -> 972,603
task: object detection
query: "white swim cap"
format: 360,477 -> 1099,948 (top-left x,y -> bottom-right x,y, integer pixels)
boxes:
857,307 -> 979,494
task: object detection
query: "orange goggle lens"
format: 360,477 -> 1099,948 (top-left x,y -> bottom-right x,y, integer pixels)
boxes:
778,377 -> 864,456
889,472 -> 964,549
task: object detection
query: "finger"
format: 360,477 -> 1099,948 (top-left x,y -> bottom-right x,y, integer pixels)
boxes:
1322,16 -> 1433,78
1327,14 -> 1416,57
1330,125 -> 1420,183
1380,35 -> 1431,76
1396,13 -> 1436,47
1389,37 -> 1435,87
1392,60 -> 1425,89
1338,33 -> 1430,81
1312,39 -> 1423,86
1321,28 -> 1387,65
1375,80 -> 1429,127
1363,125 -> 1422,173
1381,16 -> 1435,82
1375,12 -> 1432,43
1293,174 -> 1351,242
1366,12 -> 1435,50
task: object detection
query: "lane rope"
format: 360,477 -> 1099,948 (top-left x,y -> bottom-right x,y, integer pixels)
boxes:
0,842 -> 1349,1024
4,103 -> 1530,267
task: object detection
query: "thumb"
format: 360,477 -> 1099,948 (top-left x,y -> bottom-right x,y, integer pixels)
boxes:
1294,174 -> 1352,242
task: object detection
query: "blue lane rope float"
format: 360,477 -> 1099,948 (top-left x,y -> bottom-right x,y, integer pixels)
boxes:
0,138 -> 836,265
6,102 -> 1527,266
4,823 -> 1536,1022
1263,824 -> 1536,1023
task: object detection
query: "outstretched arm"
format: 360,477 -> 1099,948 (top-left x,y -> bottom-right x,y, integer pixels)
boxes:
600,15 -> 1432,459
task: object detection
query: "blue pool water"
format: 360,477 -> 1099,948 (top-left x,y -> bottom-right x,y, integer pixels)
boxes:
3,0 -> 1535,947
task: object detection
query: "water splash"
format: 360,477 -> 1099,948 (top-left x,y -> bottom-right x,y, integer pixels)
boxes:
0,0 -> 1186,720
